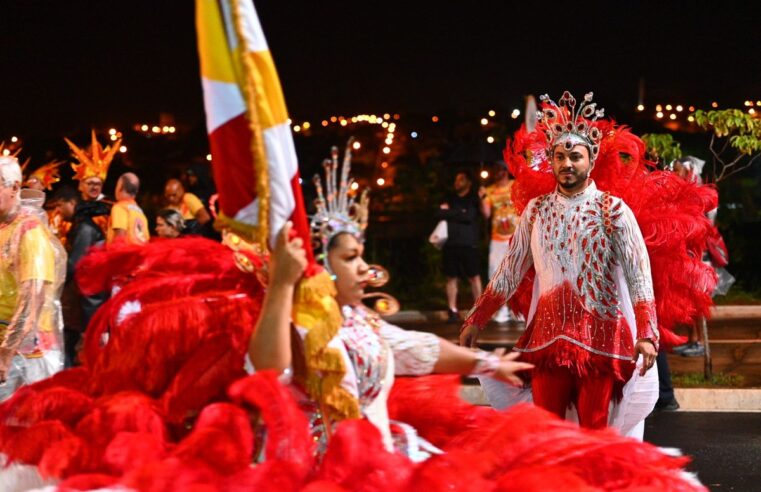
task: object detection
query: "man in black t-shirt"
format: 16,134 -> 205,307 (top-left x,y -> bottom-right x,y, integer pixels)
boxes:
435,170 -> 483,323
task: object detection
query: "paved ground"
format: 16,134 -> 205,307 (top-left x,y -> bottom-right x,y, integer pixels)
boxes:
645,412 -> 761,491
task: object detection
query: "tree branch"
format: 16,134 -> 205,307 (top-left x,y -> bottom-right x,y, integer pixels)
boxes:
716,153 -> 761,182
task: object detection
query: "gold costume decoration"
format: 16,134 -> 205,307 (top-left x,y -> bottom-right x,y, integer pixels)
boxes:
65,130 -> 121,182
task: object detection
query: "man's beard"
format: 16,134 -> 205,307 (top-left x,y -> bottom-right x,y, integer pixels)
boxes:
556,169 -> 589,189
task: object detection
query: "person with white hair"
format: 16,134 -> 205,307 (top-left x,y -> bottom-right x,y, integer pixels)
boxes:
0,155 -> 63,400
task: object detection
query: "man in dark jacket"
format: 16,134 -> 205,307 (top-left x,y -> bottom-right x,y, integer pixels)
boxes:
54,186 -> 111,367
436,170 -> 484,323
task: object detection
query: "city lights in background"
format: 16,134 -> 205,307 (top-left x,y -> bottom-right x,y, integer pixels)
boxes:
119,145 -> 127,153
486,136 -> 495,143
206,154 -> 212,161
352,141 -> 361,150
480,170 -> 489,179
488,110 -> 496,117
350,182 -> 359,191
637,97 -> 760,127
480,118 -> 488,126
511,109 -> 520,119
376,178 -> 385,186
134,123 -> 175,135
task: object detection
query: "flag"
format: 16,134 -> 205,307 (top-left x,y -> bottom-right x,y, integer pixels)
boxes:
196,0 -> 311,256
195,0 -> 358,424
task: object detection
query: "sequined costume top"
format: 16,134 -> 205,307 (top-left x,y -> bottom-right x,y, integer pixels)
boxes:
466,182 -> 658,362
294,305 -> 440,457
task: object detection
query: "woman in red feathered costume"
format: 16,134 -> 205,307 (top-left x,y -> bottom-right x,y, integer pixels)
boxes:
0,150 -> 707,490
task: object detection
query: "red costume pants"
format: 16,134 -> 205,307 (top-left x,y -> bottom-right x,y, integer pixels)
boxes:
531,366 -> 615,429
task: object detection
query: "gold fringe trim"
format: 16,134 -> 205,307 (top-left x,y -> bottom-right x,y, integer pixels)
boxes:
230,0 -> 270,249
213,212 -> 260,243
293,270 -> 360,421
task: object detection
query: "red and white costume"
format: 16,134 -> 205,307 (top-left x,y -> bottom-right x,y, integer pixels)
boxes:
467,181 -> 659,431
465,91 -> 662,433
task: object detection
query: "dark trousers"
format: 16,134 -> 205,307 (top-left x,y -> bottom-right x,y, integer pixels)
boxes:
64,328 -> 82,368
657,349 -> 675,403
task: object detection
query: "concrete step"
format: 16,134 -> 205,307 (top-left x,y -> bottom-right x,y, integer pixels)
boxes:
459,385 -> 761,412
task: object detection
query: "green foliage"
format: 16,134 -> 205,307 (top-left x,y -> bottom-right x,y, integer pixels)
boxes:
693,109 -> 761,181
693,109 -> 761,142
672,371 -> 745,388
641,133 -> 682,165
713,286 -> 761,305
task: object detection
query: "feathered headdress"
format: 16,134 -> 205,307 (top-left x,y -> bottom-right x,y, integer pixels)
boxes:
538,91 -> 605,161
310,138 -> 369,267
25,160 -> 64,190
65,130 -> 121,182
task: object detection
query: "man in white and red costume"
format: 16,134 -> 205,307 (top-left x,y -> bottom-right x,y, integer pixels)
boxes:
461,91 -> 658,430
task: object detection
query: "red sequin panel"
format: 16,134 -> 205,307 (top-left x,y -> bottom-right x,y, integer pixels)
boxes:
633,300 -> 659,347
515,281 -> 634,360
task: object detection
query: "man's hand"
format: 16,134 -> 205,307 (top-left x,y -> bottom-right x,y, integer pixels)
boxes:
271,222 -> 308,287
634,339 -> 657,376
440,203 -> 450,210
459,324 -> 481,348
492,348 -> 534,387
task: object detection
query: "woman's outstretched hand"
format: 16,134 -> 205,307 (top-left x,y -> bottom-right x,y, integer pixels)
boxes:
491,348 -> 534,387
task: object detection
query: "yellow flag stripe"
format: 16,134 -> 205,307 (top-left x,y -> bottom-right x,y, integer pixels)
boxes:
196,0 -> 237,84
248,50 -> 289,130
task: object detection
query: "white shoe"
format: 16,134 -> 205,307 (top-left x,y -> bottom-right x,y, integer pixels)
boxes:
493,306 -> 509,324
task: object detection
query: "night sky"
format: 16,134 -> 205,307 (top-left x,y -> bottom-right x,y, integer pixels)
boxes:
2,0 -> 760,135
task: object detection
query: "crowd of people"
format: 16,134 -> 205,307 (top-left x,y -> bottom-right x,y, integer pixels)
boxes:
0,91 -> 725,490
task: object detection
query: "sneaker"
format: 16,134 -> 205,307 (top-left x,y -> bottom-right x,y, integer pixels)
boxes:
493,306 -> 509,324
672,342 -> 693,355
654,398 -> 680,411
681,343 -> 706,357
447,309 -> 460,324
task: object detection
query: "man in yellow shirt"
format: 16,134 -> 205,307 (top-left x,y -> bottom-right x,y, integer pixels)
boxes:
0,156 -> 62,397
107,173 -> 149,245
164,178 -> 211,233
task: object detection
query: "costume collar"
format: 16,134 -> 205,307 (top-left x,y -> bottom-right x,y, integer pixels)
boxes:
554,180 -> 597,202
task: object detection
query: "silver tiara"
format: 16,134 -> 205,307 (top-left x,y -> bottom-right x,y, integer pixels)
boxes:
538,91 -> 605,160
310,138 -> 369,265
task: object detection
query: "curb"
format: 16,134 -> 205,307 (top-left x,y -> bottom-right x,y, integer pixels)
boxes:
459,385 -> 761,412
673,388 -> 761,412
386,305 -> 761,324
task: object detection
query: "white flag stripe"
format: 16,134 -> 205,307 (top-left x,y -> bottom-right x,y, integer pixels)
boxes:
236,0 -> 269,53
264,123 -> 298,243
201,78 -> 246,133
